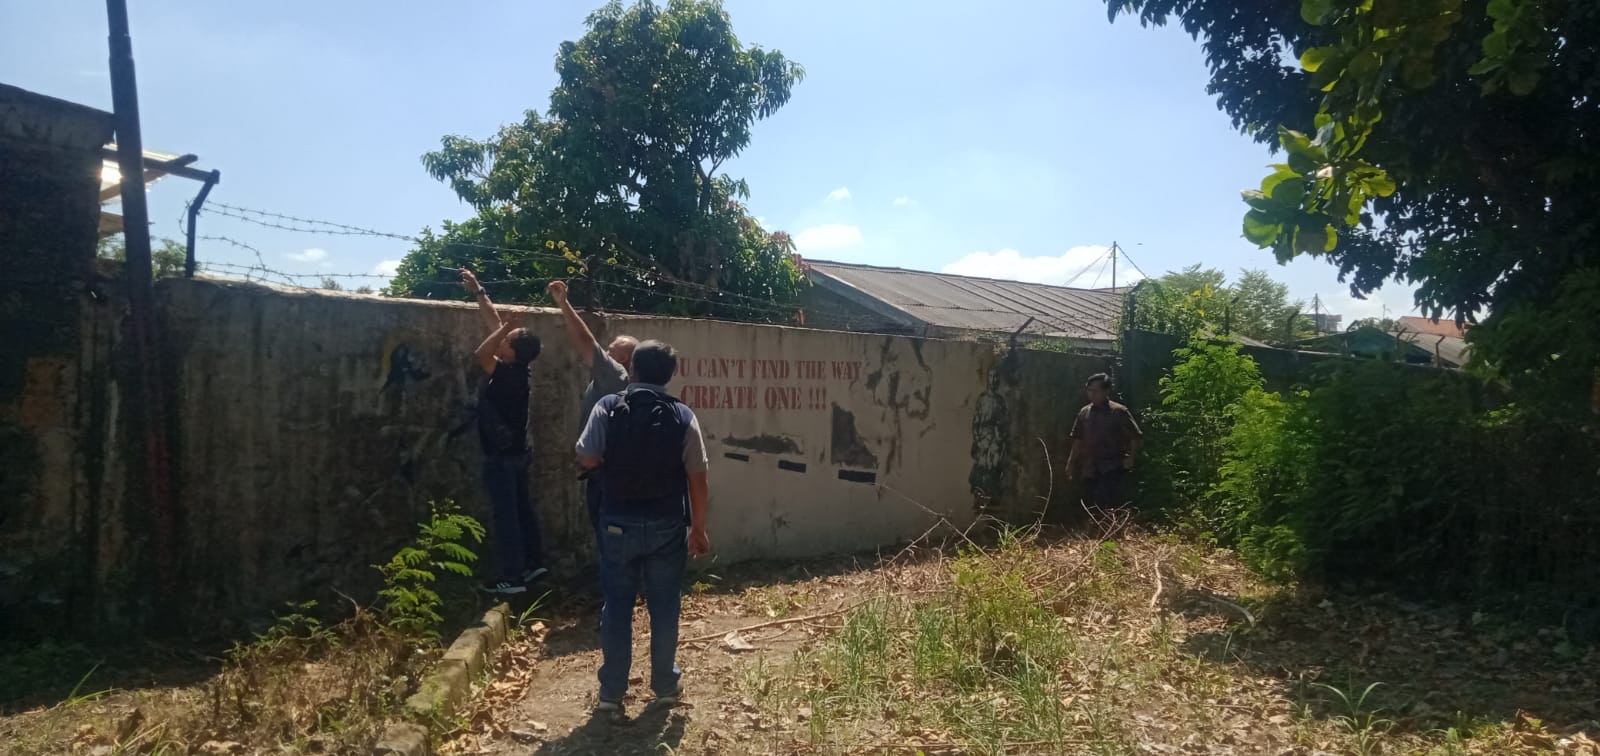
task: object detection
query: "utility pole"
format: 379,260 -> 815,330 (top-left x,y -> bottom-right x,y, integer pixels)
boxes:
107,0 -> 151,284
1110,241 -> 1118,289
107,0 -> 176,624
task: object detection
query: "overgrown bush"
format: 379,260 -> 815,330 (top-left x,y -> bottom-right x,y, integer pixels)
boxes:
1152,342 -> 1600,617
1138,338 -> 1264,537
1214,387 -> 1312,582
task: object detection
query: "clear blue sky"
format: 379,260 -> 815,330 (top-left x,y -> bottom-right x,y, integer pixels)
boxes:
3,0 -> 1415,321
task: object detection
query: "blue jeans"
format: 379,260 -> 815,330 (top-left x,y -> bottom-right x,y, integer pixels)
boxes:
586,478 -> 604,552
483,453 -> 542,581
597,513 -> 688,702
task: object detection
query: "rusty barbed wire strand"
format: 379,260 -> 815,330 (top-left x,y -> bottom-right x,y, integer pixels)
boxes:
191,201 -> 1114,336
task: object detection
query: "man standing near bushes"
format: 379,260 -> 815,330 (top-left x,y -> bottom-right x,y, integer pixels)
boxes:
462,269 -> 547,595
1066,372 -> 1142,510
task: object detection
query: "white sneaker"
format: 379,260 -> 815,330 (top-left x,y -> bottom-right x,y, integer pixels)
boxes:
483,580 -> 527,595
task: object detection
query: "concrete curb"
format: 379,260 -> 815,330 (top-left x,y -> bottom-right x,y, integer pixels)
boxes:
372,603 -> 512,756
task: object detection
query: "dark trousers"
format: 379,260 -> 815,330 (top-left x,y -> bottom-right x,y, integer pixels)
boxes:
596,513 -> 688,703
586,477 -> 604,551
1086,467 -> 1128,509
483,453 -> 542,581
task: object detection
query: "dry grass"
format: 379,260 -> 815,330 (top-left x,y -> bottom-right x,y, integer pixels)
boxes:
731,525 -> 1600,755
0,608 -> 439,755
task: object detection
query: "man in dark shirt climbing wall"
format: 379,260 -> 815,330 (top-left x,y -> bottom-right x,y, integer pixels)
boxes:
463,269 -> 546,595
1066,372 -> 1143,510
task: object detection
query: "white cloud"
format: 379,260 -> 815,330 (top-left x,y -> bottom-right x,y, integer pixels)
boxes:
793,224 -> 863,253
1318,286 -> 1417,323
826,187 -> 851,202
892,196 -> 917,207
940,246 -> 1143,287
372,259 -> 401,277
286,247 -> 328,264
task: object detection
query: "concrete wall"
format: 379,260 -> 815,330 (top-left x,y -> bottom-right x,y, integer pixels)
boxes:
146,281 -> 1005,631
0,86 -> 114,632
0,83 -> 1110,632
8,266 -> 1114,634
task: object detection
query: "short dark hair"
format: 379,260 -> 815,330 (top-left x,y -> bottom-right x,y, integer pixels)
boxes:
508,329 -> 542,364
631,340 -> 678,385
1086,372 -> 1112,390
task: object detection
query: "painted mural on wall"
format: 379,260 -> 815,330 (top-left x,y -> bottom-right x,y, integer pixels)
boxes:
667,336 -> 946,491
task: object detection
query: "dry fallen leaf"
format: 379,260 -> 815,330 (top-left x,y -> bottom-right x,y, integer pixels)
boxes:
722,630 -> 756,652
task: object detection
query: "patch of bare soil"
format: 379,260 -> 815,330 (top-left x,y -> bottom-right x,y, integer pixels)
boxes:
447,529 -> 1600,756
443,554 -> 927,755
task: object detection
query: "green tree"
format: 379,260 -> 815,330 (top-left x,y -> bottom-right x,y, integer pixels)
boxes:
388,0 -> 806,322
98,234 -> 187,278
1349,316 -> 1401,332
1105,0 -> 1600,399
1128,265 -> 1309,343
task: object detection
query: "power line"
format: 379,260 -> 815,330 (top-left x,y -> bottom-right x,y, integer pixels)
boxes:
1088,250 -> 1116,289
1062,246 -> 1115,288
1115,244 -> 1153,282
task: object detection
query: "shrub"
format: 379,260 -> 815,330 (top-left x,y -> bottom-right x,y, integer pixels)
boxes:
1140,338 -> 1264,538
375,500 -> 485,639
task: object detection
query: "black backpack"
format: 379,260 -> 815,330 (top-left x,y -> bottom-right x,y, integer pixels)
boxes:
602,388 -> 688,503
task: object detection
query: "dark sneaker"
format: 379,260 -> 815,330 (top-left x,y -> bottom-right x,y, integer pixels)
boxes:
521,567 -> 549,583
654,687 -> 682,706
483,580 -> 527,595
594,698 -> 625,723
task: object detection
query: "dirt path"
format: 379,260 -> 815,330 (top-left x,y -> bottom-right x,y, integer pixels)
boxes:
445,535 -> 1600,756
447,555 -> 901,756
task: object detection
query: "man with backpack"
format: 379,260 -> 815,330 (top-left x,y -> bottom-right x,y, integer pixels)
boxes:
574,340 -> 710,717
462,269 -> 547,595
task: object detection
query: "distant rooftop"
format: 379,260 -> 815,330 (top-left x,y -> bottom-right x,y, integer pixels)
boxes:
805,259 -> 1126,341
1397,315 -> 1468,339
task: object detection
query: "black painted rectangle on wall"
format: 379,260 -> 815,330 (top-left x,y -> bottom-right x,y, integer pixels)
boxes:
837,469 -> 876,484
777,459 -> 807,473
723,452 -> 751,462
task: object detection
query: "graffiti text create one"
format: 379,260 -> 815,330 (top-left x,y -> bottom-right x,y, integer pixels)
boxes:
674,356 -> 864,412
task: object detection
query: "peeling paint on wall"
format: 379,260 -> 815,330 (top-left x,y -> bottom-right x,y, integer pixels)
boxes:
722,434 -> 803,455
968,391 -> 1007,503
829,404 -> 878,469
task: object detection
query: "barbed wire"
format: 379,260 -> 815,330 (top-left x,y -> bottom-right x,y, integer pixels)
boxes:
207,202 -> 415,242
190,200 -> 1122,336
196,201 -> 832,313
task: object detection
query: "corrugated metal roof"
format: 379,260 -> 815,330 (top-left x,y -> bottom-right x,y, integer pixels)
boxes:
1398,331 -> 1470,367
100,145 -> 182,195
806,260 -> 1125,340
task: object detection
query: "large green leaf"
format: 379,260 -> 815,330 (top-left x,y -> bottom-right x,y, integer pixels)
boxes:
1302,0 -> 1338,25
1244,210 -> 1282,246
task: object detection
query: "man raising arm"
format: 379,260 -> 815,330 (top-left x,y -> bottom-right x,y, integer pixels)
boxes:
463,270 -> 548,595
461,269 -> 505,334
549,279 -> 637,548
